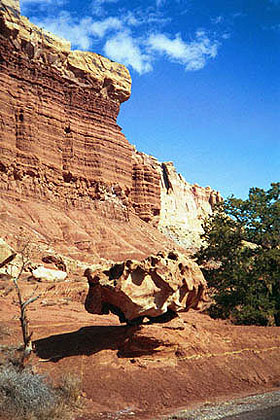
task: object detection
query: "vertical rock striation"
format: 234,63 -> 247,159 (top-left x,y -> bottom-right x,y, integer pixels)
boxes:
0,0 -> 133,211
158,162 -> 222,248
131,151 -> 161,224
0,0 -> 221,260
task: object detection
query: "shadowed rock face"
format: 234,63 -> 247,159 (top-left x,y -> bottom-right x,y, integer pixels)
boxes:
84,251 -> 208,324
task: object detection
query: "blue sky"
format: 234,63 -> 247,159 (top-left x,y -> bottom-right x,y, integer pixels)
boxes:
20,0 -> 280,198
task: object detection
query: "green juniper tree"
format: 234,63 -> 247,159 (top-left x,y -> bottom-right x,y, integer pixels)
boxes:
196,183 -> 280,326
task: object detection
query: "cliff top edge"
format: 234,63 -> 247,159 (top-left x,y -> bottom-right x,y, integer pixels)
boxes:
0,0 -> 131,103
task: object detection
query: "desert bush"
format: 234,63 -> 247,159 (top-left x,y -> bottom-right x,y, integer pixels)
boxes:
58,372 -> 82,407
0,364 -> 56,419
0,364 -> 82,420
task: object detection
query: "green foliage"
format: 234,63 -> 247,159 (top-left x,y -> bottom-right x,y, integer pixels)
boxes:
196,183 -> 280,326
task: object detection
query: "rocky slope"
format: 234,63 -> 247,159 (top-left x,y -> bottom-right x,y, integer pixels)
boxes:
0,0 -> 221,264
1,284 -> 280,419
1,4 -> 280,419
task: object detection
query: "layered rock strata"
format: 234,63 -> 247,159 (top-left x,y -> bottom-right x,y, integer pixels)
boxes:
0,0 -> 221,260
0,0 -> 133,211
84,250 -> 207,323
131,151 -> 161,224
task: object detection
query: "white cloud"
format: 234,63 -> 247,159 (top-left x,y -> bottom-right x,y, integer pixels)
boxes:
90,17 -> 122,38
21,0 -> 64,3
104,32 -> 153,74
33,12 -> 123,50
212,16 -> 224,24
124,11 -> 141,26
123,9 -> 170,27
156,0 -> 166,6
33,11 -> 93,49
27,1 -> 221,75
148,30 -> 218,71
93,0 -> 119,4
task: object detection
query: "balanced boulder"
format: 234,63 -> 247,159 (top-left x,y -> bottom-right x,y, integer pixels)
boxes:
84,251 -> 208,324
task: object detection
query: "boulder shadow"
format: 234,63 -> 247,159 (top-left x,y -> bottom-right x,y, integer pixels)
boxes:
34,325 -> 163,362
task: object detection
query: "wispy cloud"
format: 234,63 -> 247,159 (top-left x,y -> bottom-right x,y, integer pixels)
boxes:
91,0 -> 119,16
33,11 -> 93,49
33,12 -> 123,49
156,0 -> 166,7
123,9 -> 170,27
212,15 -> 224,24
148,30 -> 219,71
21,0 -> 66,3
104,32 -> 153,74
90,17 -> 123,37
21,0 -> 66,10
27,0 -> 222,75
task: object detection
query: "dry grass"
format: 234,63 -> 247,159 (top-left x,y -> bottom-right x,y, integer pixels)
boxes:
0,364 -> 57,419
0,325 -> 11,340
58,372 -> 83,407
0,363 -> 83,420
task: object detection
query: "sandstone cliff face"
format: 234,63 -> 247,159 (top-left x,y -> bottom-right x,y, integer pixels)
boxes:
0,0 -> 173,262
158,162 -> 222,248
130,156 -> 222,247
0,0 -> 221,261
131,151 -> 161,224
0,0 -> 133,210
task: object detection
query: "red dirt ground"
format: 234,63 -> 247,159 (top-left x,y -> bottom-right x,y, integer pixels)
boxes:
1,281 -> 280,419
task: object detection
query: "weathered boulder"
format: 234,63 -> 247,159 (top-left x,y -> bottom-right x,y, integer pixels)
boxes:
31,266 -> 67,282
84,251 -> 208,324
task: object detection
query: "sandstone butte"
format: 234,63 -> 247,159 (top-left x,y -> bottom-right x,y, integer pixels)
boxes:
2,2 -> 280,420
0,0 -> 222,266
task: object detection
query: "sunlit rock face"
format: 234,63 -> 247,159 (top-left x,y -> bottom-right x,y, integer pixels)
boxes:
130,156 -> 222,248
1,0 -> 19,14
0,0 -> 133,207
131,151 -> 161,224
158,162 -> 222,248
0,0 -> 221,261
84,250 -> 208,324
0,0 -> 160,261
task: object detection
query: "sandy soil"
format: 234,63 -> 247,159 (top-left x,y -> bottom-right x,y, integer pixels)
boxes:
1,281 -> 280,420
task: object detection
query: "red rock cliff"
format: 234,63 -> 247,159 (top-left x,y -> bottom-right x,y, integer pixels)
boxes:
0,0 -> 221,261
0,0 -> 170,261
0,0 -> 133,208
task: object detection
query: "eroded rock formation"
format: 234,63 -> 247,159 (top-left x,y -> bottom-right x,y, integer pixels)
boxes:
131,151 -> 161,224
84,251 -> 207,324
0,0 -> 133,207
159,162 -> 222,248
0,0 -> 221,262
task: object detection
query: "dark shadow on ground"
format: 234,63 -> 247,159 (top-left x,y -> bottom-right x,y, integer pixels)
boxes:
34,325 -> 163,362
